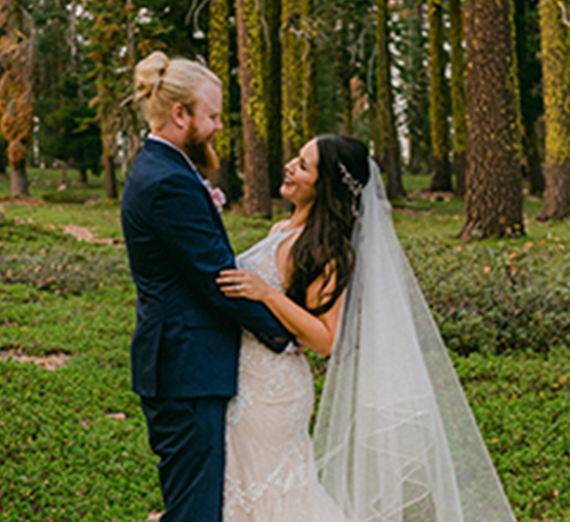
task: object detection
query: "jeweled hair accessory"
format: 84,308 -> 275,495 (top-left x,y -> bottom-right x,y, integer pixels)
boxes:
339,162 -> 364,216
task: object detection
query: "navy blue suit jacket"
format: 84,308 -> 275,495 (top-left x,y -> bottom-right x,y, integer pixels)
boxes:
121,138 -> 291,398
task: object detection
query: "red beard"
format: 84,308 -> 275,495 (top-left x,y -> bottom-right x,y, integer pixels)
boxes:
183,124 -> 220,173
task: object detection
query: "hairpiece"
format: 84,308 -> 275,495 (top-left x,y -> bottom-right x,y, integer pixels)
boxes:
339,162 -> 364,216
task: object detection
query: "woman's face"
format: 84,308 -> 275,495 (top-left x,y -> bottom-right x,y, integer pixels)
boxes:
280,139 -> 319,208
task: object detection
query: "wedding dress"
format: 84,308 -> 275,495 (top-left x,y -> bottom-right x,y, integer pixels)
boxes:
223,227 -> 346,521
224,160 -> 518,522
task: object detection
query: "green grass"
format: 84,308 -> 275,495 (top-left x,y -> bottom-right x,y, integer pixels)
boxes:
1,169 -> 570,520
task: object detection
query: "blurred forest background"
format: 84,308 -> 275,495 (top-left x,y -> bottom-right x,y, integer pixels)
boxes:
3,0 -> 570,240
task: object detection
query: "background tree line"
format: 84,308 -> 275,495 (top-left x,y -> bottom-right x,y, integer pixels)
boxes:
2,0 -> 570,240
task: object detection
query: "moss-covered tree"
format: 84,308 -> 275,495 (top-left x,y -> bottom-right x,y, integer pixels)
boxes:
460,0 -> 524,240
282,0 -> 303,160
209,0 -> 232,197
515,0 -> 544,196
265,0 -> 284,197
537,0 -> 570,220
376,0 -> 405,199
301,0 -> 318,140
0,0 -> 38,196
449,0 -> 467,195
237,0 -> 272,217
427,0 -> 451,191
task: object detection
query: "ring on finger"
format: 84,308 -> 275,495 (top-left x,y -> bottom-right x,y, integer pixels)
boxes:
235,284 -> 242,291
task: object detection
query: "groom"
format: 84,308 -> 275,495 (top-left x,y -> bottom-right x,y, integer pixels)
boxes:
121,53 -> 291,522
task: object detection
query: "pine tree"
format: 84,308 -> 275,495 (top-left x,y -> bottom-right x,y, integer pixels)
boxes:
427,0 -> 451,191
209,0 -> 232,197
265,0 -> 284,197
237,0 -> 272,217
0,0 -> 38,196
460,0 -> 524,240
301,0 -> 318,140
449,0 -> 467,195
376,0 -> 406,199
537,0 -> 570,220
282,0 -> 303,160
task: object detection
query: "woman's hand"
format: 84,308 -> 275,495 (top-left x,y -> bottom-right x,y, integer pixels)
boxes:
216,269 -> 271,302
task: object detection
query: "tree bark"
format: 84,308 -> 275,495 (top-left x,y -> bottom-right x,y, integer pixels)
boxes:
103,154 -> 117,199
237,0 -> 272,218
282,0 -> 303,161
79,168 -> 88,184
449,0 -> 467,196
209,0 -> 232,198
537,0 -> 570,220
428,0 -> 451,191
526,120 -> 544,195
10,160 -> 29,196
265,0 -> 284,197
460,0 -> 524,240
376,0 -> 406,199
301,0 -> 318,141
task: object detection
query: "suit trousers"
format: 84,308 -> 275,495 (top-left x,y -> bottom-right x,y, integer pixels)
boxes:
141,396 -> 229,522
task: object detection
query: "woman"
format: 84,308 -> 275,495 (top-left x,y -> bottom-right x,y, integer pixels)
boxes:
217,135 -> 517,522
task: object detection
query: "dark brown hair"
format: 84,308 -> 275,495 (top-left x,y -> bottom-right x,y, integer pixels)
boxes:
286,134 -> 370,315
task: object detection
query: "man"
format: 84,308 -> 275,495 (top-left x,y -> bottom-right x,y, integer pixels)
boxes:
121,51 -> 291,522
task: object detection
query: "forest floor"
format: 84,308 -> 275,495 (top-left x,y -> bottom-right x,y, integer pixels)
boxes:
0,167 -> 569,521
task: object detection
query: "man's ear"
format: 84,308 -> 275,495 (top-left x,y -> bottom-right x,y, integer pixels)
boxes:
171,102 -> 190,130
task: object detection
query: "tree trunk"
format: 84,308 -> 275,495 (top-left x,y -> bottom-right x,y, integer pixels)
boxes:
10,160 -> 29,196
103,154 -> 117,199
282,0 -> 303,161
237,0 -> 272,218
405,0 -> 430,175
209,0 -> 232,198
460,0 -> 524,240
376,0 -> 406,199
79,168 -> 88,184
265,0 -> 284,197
60,162 -> 67,184
526,120 -> 544,195
537,0 -> 570,220
449,0 -> 467,196
301,0 -> 318,141
428,0 -> 451,191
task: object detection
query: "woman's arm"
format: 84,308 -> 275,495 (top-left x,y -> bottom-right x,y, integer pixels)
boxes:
216,268 -> 343,356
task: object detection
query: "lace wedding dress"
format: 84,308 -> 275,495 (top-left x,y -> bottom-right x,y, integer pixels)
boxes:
223,227 -> 345,522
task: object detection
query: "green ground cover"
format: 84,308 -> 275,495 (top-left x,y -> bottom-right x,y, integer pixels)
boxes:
0,169 -> 569,521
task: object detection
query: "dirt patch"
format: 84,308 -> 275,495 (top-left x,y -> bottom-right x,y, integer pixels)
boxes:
0,195 -> 47,207
409,190 -> 454,202
63,224 -> 123,245
0,349 -> 69,371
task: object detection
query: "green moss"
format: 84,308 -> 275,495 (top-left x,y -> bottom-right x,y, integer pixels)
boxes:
209,0 -> 231,161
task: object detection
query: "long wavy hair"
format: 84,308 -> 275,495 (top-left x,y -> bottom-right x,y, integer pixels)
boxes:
286,134 -> 371,315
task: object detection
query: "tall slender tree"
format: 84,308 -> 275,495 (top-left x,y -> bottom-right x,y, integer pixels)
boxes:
537,0 -> 570,220
427,0 -> 451,191
515,0 -> 544,195
209,0 -> 232,197
301,0 -> 318,140
376,0 -> 406,199
265,0 -> 284,197
282,0 -> 303,161
449,0 -> 467,195
460,0 -> 524,240
0,0 -> 38,197
237,0 -> 272,217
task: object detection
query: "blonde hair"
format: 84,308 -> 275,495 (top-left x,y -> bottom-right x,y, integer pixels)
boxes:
134,51 -> 221,130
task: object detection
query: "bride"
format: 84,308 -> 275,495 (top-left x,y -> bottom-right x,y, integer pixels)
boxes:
217,134 -> 517,522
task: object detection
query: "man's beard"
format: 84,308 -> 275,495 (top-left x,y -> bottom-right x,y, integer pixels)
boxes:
183,125 -> 219,173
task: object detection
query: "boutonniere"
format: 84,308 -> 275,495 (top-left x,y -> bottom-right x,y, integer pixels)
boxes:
204,180 -> 227,212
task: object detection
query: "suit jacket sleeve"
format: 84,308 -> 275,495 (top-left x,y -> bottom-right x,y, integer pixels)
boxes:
152,172 -> 291,353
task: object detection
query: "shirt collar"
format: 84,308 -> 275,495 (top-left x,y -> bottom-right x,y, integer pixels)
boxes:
147,133 -> 199,175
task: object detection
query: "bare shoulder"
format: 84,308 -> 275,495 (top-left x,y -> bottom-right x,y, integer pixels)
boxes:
269,219 -> 291,236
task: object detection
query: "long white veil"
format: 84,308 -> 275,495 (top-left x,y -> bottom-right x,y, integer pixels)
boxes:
313,159 -> 517,522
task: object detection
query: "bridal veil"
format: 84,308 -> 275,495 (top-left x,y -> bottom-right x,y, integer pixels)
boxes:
313,159 -> 517,522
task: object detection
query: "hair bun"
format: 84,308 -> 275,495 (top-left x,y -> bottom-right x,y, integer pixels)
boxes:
134,51 -> 170,100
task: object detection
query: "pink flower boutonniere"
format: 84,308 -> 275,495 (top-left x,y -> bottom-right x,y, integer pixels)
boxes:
204,180 -> 227,212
